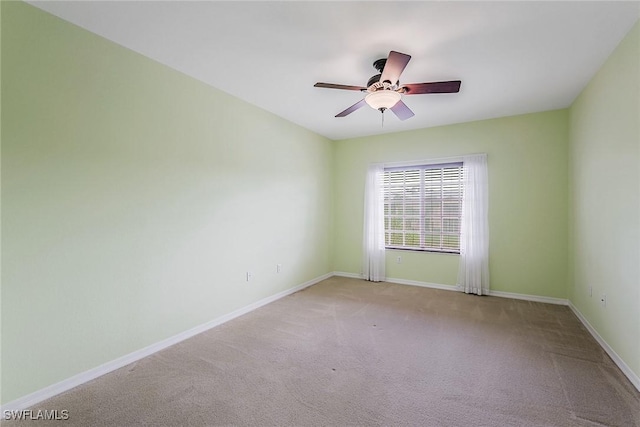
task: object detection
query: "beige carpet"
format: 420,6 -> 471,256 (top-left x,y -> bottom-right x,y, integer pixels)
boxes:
5,277 -> 640,426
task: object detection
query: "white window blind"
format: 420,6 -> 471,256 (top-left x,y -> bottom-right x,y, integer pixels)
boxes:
383,163 -> 463,253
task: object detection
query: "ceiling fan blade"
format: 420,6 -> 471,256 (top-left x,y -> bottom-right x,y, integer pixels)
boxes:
402,80 -> 462,95
390,100 -> 415,121
336,99 -> 367,117
380,51 -> 411,85
314,82 -> 367,91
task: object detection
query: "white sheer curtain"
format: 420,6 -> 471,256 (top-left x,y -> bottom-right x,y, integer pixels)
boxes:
457,154 -> 490,295
362,163 -> 386,282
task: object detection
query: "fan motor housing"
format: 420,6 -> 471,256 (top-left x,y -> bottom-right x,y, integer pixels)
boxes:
368,58 -> 399,89
368,58 -> 387,87
373,58 -> 387,73
367,74 -> 382,88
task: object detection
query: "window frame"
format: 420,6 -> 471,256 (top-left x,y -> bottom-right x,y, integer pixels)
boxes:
383,162 -> 463,254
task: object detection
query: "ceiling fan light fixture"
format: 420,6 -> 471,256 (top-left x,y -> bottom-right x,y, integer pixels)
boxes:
315,50 -> 460,120
365,90 -> 401,111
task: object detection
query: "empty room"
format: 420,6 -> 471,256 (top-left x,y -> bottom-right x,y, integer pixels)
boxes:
1,1 -> 639,425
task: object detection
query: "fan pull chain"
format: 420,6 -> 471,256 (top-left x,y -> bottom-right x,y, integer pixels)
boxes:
381,109 -> 385,128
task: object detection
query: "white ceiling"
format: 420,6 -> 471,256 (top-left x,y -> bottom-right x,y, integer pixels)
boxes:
30,1 -> 640,141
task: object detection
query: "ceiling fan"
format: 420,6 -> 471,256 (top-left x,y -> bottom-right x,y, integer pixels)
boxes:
314,51 -> 461,121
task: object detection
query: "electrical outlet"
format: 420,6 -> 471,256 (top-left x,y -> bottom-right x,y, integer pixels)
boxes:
600,294 -> 606,307
276,264 -> 282,273
246,272 -> 252,282
396,256 -> 402,264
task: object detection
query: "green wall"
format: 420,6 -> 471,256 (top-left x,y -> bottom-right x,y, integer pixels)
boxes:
0,0 -> 3,406
333,110 -> 569,298
1,2 -> 333,403
2,0 -> 638,407
568,20 -> 639,381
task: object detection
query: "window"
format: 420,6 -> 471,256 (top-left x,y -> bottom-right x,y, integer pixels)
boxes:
383,163 -> 463,253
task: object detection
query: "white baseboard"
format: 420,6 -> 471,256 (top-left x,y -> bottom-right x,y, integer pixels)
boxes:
568,302 -> 640,392
386,277 -> 458,292
334,272 -> 567,304
1,272 -> 332,412
6,271 -> 638,410
332,271 -> 363,279
488,289 -> 568,305
332,272 -> 457,292
332,272 -> 452,293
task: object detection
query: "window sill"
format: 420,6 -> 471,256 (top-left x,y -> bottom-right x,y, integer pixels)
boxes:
386,247 -> 460,255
